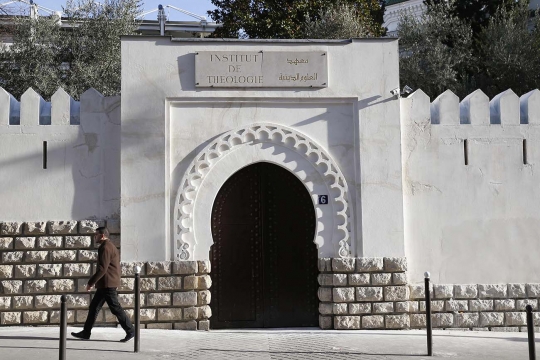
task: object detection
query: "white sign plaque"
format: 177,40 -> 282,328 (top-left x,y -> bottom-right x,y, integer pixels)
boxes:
195,51 -> 328,88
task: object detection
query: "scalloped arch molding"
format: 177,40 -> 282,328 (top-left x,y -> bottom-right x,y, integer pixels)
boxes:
173,123 -> 352,261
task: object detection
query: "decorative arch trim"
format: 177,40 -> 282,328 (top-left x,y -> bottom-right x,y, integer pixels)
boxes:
173,123 -> 351,260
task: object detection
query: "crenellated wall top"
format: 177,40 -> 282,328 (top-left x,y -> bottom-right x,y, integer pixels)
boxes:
0,87 -> 115,128
401,88 -> 540,126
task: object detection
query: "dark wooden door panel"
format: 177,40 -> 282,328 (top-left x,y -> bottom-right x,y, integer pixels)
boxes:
211,165 -> 263,329
211,162 -> 318,329
215,224 -> 259,323
262,164 -> 318,328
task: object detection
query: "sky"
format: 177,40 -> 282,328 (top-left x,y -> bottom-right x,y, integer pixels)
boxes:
1,0 -> 217,21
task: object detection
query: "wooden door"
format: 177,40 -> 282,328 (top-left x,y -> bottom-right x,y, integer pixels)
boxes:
210,162 -> 318,329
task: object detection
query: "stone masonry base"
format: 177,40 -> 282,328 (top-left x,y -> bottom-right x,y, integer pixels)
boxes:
2,221 -> 540,332
0,221 -> 211,330
318,257 -> 409,330
319,257 -> 540,331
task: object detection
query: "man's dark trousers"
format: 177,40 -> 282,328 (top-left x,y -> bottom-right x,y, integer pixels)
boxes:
83,287 -> 133,335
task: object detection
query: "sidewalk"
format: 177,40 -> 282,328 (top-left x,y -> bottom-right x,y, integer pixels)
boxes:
0,326 -> 537,359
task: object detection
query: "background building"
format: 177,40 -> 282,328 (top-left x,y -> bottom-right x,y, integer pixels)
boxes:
0,1 -> 220,46
384,0 -> 540,35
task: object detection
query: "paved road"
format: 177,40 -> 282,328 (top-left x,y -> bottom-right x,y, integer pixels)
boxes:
0,326 -> 537,359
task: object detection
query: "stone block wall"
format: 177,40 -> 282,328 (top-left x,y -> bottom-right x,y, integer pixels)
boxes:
318,257 -> 409,330
0,221 -> 211,330
406,283 -> 540,331
319,257 -> 540,331
4,224 -> 539,332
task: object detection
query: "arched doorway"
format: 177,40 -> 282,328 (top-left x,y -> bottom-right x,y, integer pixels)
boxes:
210,162 -> 319,328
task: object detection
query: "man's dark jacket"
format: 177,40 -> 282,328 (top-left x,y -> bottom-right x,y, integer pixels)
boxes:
88,240 -> 121,289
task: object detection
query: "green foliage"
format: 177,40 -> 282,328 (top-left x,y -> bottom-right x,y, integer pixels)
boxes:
398,1 -> 474,98
476,1 -> 540,97
208,0 -> 385,39
400,0 -> 540,99
0,0 -> 141,100
425,0 -> 518,37
303,1 -> 385,38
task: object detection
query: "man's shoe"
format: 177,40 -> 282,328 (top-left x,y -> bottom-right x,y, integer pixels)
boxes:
71,331 -> 90,340
120,332 -> 135,343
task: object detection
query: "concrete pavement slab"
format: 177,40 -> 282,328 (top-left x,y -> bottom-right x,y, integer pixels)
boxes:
0,326 -> 537,359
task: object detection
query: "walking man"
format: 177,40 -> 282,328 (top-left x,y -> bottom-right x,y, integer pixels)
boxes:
71,227 -> 134,342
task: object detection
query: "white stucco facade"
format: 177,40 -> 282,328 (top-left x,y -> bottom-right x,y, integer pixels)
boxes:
0,88 -> 120,222
120,37 -> 405,262
1,36 -> 539,287
402,89 -> 540,284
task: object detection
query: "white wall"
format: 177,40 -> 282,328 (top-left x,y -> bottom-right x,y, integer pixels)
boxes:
0,87 -> 121,222
1,36 -> 538,285
170,105 -> 357,260
121,37 -> 405,261
402,89 -> 540,284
